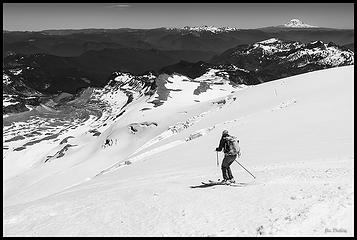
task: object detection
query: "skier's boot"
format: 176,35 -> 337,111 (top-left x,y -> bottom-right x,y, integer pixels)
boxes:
221,179 -> 229,185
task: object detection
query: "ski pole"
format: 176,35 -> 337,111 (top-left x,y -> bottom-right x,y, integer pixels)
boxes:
216,151 -> 221,181
234,160 -> 256,179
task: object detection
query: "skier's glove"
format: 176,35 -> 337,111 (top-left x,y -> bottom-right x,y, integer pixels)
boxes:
215,147 -> 220,151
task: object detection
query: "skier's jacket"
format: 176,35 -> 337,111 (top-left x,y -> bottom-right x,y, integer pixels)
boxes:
216,135 -> 241,157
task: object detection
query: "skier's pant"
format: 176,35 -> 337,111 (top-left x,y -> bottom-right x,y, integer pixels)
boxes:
221,154 -> 237,180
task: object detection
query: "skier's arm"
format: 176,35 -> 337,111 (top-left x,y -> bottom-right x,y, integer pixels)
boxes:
215,138 -> 225,151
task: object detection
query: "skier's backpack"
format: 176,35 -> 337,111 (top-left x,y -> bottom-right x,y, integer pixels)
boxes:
225,136 -> 241,157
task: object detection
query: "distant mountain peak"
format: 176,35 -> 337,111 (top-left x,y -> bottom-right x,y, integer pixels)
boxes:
167,25 -> 239,33
283,19 -> 317,28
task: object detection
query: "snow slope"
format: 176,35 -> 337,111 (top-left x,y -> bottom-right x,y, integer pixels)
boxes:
3,66 -> 354,236
3,69 -> 243,203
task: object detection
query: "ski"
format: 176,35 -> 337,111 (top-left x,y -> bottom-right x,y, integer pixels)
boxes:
209,180 -> 228,185
200,180 -> 250,187
201,180 -> 232,186
209,179 -> 222,183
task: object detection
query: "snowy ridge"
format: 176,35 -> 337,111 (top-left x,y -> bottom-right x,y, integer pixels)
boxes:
230,38 -> 355,69
179,25 -> 239,33
248,38 -> 304,55
257,38 -> 281,44
286,43 -> 354,67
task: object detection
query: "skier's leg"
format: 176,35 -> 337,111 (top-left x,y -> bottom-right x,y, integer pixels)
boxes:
221,166 -> 228,180
221,155 -> 230,180
227,167 -> 233,180
226,155 -> 237,180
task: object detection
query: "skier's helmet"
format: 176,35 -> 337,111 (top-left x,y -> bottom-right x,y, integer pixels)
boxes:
222,130 -> 229,136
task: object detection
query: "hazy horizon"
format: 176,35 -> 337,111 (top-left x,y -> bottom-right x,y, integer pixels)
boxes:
3,3 -> 354,31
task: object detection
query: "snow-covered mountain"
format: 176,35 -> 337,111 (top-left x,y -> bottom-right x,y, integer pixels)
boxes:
165,25 -> 239,33
3,38 -> 353,116
3,65 -> 354,236
179,25 -> 239,33
3,66 -> 245,202
234,38 -> 353,68
169,20 -> 317,32
258,19 -> 328,33
213,38 -> 354,67
165,38 -> 354,84
283,19 -> 317,28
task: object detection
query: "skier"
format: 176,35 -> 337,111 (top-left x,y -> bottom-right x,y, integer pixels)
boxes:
215,130 -> 238,184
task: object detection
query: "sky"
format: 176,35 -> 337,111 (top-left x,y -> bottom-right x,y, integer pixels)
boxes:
3,3 -> 354,31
